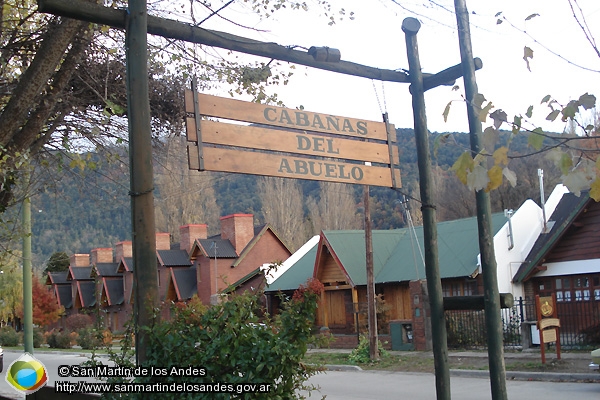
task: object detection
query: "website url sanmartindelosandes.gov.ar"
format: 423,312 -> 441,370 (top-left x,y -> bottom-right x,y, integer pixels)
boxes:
55,381 -> 272,394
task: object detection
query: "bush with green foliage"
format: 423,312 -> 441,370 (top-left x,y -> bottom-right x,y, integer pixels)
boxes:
96,279 -> 324,399
0,326 -> 20,346
33,327 -> 45,348
46,330 -> 72,349
348,334 -> 389,364
77,327 -> 102,350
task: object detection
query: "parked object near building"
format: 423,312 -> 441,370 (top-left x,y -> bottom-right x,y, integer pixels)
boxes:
591,348 -> 600,371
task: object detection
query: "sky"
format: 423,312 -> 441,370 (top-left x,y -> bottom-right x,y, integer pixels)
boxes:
191,0 -> 600,135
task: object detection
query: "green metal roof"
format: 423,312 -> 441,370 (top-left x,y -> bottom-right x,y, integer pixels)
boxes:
265,243 -> 318,292
267,213 -> 508,290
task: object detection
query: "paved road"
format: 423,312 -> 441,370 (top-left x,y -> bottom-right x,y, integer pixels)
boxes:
303,369 -> 600,400
2,351 -> 599,399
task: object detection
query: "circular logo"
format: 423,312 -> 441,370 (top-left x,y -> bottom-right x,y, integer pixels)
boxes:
5,353 -> 48,394
540,301 -> 553,317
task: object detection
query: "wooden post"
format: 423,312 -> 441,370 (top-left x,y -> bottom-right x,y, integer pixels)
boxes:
453,1 -> 507,399
127,0 -> 159,364
402,17 -> 451,400
364,184 -> 379,361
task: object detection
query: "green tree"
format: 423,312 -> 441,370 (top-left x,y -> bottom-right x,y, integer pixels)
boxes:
44,251 -> 70,274
0,252 -> 23,326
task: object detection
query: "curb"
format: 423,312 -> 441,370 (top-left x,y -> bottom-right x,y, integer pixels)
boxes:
449,369 -> 600,383
323,364 -> 363,372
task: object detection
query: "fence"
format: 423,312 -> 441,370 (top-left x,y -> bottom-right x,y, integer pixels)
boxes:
445,297 -> 600,350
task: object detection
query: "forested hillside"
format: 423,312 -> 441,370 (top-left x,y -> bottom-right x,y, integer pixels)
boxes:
26,128 -> 562,268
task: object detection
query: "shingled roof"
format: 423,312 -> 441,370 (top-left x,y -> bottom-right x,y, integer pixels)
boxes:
94,263 -> 121,277
157,249 -> 192,267
168,266 -> 197,301
75,281 -> 96,308
196,238 -> 238,258
55,285 -> 73,309
67,266 -> 93,281
102,278 -> 124,306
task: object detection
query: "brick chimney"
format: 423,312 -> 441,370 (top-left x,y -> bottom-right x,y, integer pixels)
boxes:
91,248 -> 113,265
156,232 -> 171,251
70,254 -> 90,267
179,224 -> 208,254
115,241 -> 132,262
220,214 -> 254,255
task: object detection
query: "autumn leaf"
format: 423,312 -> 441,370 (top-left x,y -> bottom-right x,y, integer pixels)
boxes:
443,101 -> 452,122
527,127 -> 545,151
490,109 -> 507,129
541,94 -> 551,104
562,170 -> 590,197
467,164 -> 490,191
546,109 -> 560,121
479,102 -> 494,122
483,126 -> 499,153
503,167 -> 517,187
561,100 -> 578,121
512,115 -> 522,135
493,147 -> 509,166
525,13 -> 540,21
451,151 -> 474,185
523,46 -> 534,71
578,93 -> 596,110
486,165 -> 503,192
526,105 -> 534,118
433,133 -> 451,157
590,178 -> 600,201
559,152 -> 574,174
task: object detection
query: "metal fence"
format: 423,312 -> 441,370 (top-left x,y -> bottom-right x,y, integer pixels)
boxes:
445,297 -> 600,350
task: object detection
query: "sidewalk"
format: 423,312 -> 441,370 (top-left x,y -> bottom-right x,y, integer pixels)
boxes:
306,348 -> 600,383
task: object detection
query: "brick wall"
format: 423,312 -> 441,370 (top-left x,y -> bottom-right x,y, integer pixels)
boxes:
180,224 -> 208,254
115,241 -> 132,261
91,248 -> 113,264
156,232 -> 170,251
220,214 -> 254,255
70,254 -> 90,267
409,279 -> 432,351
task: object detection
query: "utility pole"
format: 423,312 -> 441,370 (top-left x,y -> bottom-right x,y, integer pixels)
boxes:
363,184 -> 378,361
22,172 -> 33,354
127,0 -> 159,365
403,17 -> 451,400
453,1 -> 508,399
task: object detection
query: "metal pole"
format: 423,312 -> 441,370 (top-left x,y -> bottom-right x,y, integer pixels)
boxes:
363,184 -> 378,361
127,0 -> 158,365
402,17 -> 451,400
22,179 -> 33,354
453,1 -> 508,399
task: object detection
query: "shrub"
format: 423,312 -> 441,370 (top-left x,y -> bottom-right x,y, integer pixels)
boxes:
33,328 -> 45,348
77,327 -> 102,350
46,330 -> 72,349
65,314 -> 94,331
0,326 -> 20,346
348,334 -> 389,364
98,279 -> 324,400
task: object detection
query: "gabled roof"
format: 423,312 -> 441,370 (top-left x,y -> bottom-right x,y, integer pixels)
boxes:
75,281 -> 96,308
47,271 -> 69,285
195,238 -> 238,258
102,278 -> 124,306
513,191 -> 591,283
265,237 -> 319,292
55,285 -> 73,309
267,213 -> 507,291
117,257 -> 134,273
67,266 -> 93,281
168,266 -> 197,301
94,263 -> 121,277
232,224 -> 290,268
223,267 -> 264,294
157,249 -> 192,267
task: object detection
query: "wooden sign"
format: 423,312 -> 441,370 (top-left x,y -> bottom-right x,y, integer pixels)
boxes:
535,294 -> 561,364
184,88 -> 401,188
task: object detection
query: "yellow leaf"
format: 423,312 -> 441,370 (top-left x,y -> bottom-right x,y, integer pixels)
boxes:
590,178 -> 600,201
493,147 -> 509,166
486,165 -> 503,192
451,151 -> 474,185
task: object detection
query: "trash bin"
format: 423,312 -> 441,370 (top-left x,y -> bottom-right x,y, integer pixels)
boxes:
390,320 -> 414,351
